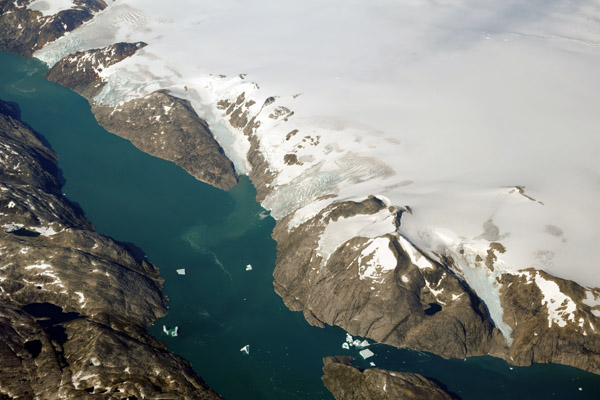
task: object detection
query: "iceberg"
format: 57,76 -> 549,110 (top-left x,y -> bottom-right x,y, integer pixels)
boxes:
343,333 -> 369,349
162,325 -> 178,337
245,264 -> 253,271
359,349 -> 374,360
240,344 -> 250,355
176,269 -> 186,275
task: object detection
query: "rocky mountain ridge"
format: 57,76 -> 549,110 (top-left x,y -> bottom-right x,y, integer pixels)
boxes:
0,0 -> 106,56
0,99 -> 222,399
45,42 -> 238,190
321,356 -> 454,400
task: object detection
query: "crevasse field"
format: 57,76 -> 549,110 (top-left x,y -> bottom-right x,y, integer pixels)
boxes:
33,0 -> 600,341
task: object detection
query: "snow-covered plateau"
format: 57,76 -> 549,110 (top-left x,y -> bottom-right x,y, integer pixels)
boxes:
25,0 -> 600,348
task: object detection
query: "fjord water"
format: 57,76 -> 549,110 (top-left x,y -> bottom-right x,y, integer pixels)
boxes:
1,50 -> 600,400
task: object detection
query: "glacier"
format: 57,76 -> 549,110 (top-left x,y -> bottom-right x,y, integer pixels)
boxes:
32,0 -> 600,337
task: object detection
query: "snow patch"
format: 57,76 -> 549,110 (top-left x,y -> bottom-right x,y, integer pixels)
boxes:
537,274 -> 576,328
398,236 -> 433,270
357,237 -> 397,283
2,223 -> 23,232
24,263 -> 52,270
317,208 -> 396,265
27,0 -> 75,16
519,271 -> 577,328
31,226 -> 61,236
74,291 -> 86,307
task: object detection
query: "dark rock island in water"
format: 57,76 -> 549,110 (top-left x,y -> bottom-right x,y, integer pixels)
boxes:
322,356 -> 453,400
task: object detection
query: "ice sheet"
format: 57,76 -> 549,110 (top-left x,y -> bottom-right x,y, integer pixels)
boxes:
33,0 -> 600,294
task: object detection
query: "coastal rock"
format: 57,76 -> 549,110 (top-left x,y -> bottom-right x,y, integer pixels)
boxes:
45,42 -> 147,99
3,4 -> 600,380
209,84 -> 600,375
272,197 -> 502,360
0,0 -> 106,56
45,45 -> 238,190
0,99 -> 222,399
499,269 -> 600,374
322,356 -> 454,400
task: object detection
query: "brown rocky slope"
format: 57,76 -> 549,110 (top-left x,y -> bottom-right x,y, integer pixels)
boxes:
322,356 -> 454,400
0,99 -> 222,399
44,43 -> 238,190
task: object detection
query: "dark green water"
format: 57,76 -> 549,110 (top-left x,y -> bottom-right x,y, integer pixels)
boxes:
1,50 -> 600,399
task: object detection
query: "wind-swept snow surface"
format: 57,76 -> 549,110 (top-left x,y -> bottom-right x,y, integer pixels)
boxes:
35,0 -> 600,312
27,0 -> 76,16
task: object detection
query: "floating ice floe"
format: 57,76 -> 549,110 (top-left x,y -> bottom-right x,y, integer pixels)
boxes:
369,362 -> 376,367
359,349 -> 375,360
162,325 -> 178,337
240,344 -> 250,355
245,264 -> 253,271
176,268 -> 186,275
343,333 -> 370,349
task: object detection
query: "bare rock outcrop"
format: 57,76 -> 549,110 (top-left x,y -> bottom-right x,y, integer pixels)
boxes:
0,99 -> 223,399
44,44 -> 238,190
499,269 -> 600,374
93,92 -> 237,190
322,356 -> 454,400
0,0 -> 106,56
45,42 -> 147,99
272,197 -> 503,360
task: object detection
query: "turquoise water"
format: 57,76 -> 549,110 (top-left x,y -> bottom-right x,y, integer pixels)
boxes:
2,50 -> 600,399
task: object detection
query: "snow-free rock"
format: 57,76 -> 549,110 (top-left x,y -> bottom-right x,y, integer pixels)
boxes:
0,99 -> 222,399
322,356 -> 454,400
44,44 -> 238,190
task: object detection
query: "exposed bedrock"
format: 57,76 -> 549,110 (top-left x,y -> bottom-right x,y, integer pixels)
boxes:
272,197 -> 503,360
185,81 -> 600,375
2,4 -> 600,379
44,44 -> 238,191
45,42 -> 147,99
0,100 -> 223,399
92,91 -> 238,190
322,356 -> 454,400
0,0 -> 106,56
499,270 -> 600,374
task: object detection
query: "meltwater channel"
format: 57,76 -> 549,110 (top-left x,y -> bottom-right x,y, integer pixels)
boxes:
1,51 -> 599,400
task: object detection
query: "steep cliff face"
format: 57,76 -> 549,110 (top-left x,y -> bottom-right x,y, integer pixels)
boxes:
0,100 -> 223,399
44,44 -> 238,190
322,356 -> 454,400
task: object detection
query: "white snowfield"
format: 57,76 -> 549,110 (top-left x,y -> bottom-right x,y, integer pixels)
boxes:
34,0 -> 600,338
26,0 -> 76,16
